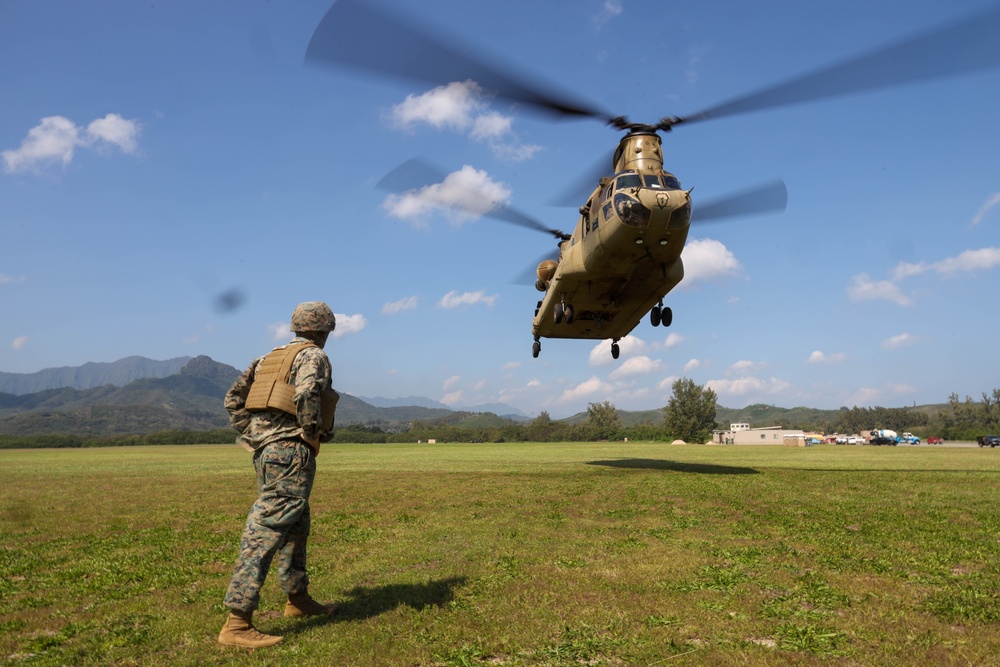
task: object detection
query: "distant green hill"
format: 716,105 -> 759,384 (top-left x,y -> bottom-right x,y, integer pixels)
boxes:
0,356 -> 504,437
0,355 -> 954,439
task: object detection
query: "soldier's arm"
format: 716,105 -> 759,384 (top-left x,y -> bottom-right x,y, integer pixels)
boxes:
292,348 -> 332,444
224,361 -> 258,434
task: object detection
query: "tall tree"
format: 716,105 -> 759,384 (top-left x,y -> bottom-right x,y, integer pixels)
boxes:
663,378 -> 718,443
583,401 -> 623,441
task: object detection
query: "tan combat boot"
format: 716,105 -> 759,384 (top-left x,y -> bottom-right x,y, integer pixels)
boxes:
284,591 -> 337,618
218,609 -> 283,648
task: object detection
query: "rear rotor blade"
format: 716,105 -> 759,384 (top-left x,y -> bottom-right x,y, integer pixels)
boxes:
693,180 -> 788,223
673,4 -> 1000,126
307,0 -> 611,121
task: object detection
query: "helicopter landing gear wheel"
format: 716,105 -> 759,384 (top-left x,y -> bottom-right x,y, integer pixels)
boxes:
611,341 -> 620,359
564,304 -> 574,324
553,303 -> 563,324
662,306 -> 673,327
532,339 -> 541,358
650,306 -> 661,327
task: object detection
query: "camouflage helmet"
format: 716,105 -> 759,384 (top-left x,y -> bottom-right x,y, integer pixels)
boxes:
291,301 -> 336,333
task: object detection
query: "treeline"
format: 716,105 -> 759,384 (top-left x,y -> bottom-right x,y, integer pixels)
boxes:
333,383 -> 720,445
0,429 -> 235,449
6,387 -> 998,449
761,390 -> 1000,441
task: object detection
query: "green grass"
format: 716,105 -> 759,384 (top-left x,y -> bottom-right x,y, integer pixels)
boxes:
1,442 -> 999,665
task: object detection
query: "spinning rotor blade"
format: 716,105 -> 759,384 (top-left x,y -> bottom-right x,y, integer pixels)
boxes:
307,0 -> 611,121
672,5 -> 1000,127
377,158 -> 571,241
693,180 -> 788,223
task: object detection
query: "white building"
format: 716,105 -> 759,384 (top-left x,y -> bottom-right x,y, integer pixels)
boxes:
713,424 -> 805,445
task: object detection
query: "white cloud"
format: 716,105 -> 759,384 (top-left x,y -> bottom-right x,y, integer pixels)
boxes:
0,273 -> 26,284
331,313 -> 367,338
610,355 -> 662,380
808,350 -> 846,364
593,0 -> 623,29
663,332 -> 684,348
3,114 -> 140,173
389,81 -> 539,160
728,360 -> 764,375
931,247 -> 1000,277
683,358 -> 701,372
382,296 -> 419,315
557,376 -> 610,403
382,165 -> 512,226
86,113 -> 139,154
881,332 -> 918,350
679,238 -> 742,287
589,336 -> 646,366
11,336 -> 29,350
707,376 -> 791,396
858,247 -> 1000,306
471,112 -> 513,141
501,361 -> 521,371
971,192 -> 1000,226
443,375 -> 461,391
391,81 -> 484,132
441,390 -> 465,405
268,321 -> 291,342
847,273 -> 912,306
657,375 -> 680,390
439,290 -> 497,308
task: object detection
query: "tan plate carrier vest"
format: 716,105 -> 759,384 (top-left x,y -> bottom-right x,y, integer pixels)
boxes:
245,341 -> 338,432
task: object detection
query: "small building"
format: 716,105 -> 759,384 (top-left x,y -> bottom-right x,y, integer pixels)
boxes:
713,424 -> 805,445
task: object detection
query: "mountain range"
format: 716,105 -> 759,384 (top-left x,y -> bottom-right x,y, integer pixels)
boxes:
0,356 -> 528,437
0,356 -> 192,395
0,355 -> 856,438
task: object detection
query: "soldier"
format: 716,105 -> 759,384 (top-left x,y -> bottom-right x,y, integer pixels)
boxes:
218,301 -> 341,648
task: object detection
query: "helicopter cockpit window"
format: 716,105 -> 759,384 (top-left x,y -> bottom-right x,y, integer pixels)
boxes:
662,174 -> 682,189
643,174 -> 664,189
616,174 -> 642,190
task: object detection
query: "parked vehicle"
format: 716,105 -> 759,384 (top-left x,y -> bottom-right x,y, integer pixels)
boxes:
977,435 -> 1000,448
927,437 -> 944,445
900,432 -> 921,445
869,429 -> 899,446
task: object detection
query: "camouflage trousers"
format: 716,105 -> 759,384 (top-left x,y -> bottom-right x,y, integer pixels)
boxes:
223,438 -> 317,613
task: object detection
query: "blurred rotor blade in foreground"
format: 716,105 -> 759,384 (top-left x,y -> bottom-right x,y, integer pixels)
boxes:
673,4 -> 1000,126
306,0 -> 611,121
693,180 -> 788,223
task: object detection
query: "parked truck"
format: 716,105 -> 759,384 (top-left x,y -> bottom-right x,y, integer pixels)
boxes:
899,432 -> 921,445
869,429 -> 899,446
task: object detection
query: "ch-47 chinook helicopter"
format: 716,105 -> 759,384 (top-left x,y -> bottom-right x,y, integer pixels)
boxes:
307,0 -> 1000,359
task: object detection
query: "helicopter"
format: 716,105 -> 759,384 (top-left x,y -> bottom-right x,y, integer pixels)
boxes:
306,0 -> 1000,359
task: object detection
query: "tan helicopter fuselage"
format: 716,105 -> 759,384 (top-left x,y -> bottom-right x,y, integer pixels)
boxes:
531,131 -> 691,342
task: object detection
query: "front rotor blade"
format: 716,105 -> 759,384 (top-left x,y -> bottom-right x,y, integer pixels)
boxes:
693,180 -> 788,222
307,0 -> 610,121
675,4 -> 1000,126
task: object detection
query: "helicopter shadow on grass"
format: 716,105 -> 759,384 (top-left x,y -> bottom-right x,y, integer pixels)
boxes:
587,459 -> 759,475
278,576 -> 468,634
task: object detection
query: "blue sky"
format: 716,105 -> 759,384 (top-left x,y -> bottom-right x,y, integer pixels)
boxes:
2,0 -> 999,419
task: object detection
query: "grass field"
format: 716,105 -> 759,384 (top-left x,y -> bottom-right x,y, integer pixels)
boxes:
1,442 -> 999,666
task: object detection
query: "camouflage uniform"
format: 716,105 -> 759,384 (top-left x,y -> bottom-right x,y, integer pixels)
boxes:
222,337 -> 334,613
